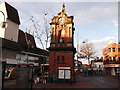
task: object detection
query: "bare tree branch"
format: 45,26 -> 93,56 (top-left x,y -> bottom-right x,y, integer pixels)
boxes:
29,13 -> 50,50
79,40 -> 96,65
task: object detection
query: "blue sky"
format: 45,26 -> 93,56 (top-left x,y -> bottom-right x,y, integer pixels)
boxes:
0,0 -> 118,63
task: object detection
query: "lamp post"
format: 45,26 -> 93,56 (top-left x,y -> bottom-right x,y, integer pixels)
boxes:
0,10 -> 7,90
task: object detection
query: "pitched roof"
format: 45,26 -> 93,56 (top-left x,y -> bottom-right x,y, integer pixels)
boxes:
18,30 -> 36,47
18,30 -> 27,45
4,2 -> 20,24
25,32 -> 36,47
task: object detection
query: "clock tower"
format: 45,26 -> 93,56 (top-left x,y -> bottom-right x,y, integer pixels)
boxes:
48,4 -> 76,82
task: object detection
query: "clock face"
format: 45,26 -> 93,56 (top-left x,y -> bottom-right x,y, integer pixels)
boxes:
59,18 -> 65,22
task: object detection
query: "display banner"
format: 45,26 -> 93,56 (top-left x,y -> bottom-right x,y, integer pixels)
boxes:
65,70 -> 71,79
58,70 -> 64,79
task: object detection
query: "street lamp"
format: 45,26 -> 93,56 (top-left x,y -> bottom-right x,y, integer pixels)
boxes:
0,11 -> 7,28
0,10 -> 7,90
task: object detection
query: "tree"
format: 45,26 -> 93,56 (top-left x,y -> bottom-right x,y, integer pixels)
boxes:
79,40 -> 96,65
29,12 -> 50,50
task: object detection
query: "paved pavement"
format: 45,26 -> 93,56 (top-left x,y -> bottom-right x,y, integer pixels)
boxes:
4,79 -> 16,88
32,76 -> 100,88
4,75 -> 119,89
83,76 -> 119,88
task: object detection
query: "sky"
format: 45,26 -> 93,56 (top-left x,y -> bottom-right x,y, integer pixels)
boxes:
0,0 -> 119,64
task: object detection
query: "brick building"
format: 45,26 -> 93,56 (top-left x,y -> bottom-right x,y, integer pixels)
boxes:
102,42 -> 120,75
48,4 -> 76,82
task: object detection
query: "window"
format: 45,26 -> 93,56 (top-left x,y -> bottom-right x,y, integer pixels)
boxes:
113,57 -> 116,61
16,54 -> 38,61
118,48 -> 120,52
57,56 -> 60,64
108,48 -> 111,52
103,50 -> 108,55
109,57 -> 111,60
118,57 -> 120,61
112,48 -> 115,52
112,57 -> 116,61
61,25 -> 64,28
62,56 -> 65,64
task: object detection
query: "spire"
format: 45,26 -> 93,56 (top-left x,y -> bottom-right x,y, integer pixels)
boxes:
62,3 -> 66,14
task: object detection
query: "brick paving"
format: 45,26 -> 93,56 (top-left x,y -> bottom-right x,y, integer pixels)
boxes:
32,76 -> 100,88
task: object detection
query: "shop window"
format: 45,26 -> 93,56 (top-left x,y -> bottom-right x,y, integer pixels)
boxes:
112,57 -> 116,61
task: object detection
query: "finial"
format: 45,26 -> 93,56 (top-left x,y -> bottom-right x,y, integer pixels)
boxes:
63,3 -> 65,8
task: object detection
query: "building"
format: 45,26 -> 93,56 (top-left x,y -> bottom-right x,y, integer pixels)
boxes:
48,4 -> 76,82
0,1 -> 48,75
0,2 -> 20,42
91,57 -> 104,71
102,42 -> 120,75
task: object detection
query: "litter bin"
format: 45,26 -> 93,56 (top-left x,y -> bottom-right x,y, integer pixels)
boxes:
16,64 -> 33,89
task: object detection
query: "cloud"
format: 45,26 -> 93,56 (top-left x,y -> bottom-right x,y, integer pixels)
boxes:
111,19 -> 118,28
10,2 -> 118,31
1,2 -> 117,50
74,2 -> 118,26
91,37 -> 116,57
11,2 -> 61,30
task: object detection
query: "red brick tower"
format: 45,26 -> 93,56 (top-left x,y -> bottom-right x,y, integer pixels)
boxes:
48,4 -> 76,82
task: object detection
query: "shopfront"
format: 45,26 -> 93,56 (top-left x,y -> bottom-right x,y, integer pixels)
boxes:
104,64 -> 120,76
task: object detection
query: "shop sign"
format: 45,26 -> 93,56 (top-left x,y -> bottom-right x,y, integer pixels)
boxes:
0,58 -> 6,62
58,67 -> 71,69
104,64 -> 120,67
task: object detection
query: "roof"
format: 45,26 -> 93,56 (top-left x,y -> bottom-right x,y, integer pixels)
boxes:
18,30 -> 26,45
25,32 -> 36,47
4,2 -> 20,24
1,38 -> 20,51
1,37 -> 48,57
18,30 -> 36,47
